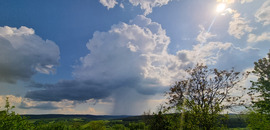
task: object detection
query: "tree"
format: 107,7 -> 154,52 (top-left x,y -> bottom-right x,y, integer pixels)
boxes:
0,97 -> 33,130
166,64 -> 247,129
247,110 -> 270,130
249,52 -> 270,114
82,120 -> 107,130
143,105 -> 181,130
246,52 -> 270,129
146,111 -> 180,130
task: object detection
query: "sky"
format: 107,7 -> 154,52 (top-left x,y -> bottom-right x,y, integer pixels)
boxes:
0,0 -> 269,115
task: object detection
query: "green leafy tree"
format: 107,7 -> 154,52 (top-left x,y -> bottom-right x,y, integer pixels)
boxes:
34,120 -> 76,130
143,105 -> 181,130
166,64 -> 247,129
148,111 -> 180,130
0,97 -> 33,130
249,52 -> 270,114
110,124 -> 128,130
247,52 -> 270,129
81,120 -> 107,130
247,110 -> 270,130
128,122 -> 148,130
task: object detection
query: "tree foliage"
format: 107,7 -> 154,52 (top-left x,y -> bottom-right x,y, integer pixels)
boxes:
249,52 -> 270,114
143,107 -> 181,130
247,110 -> 270,130
0,97 -> 33,130
166,64 -> 247,129
247,52 -> 270,129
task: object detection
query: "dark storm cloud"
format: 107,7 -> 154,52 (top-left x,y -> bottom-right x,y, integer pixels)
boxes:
25,80 -> 111,101
25,75 -> 166,101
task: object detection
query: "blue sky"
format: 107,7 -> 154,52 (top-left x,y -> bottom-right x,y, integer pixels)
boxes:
0,0 -> 269,115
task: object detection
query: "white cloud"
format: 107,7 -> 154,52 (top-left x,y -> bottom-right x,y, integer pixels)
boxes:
247,32 -> 270,43
74,15 -> 173,86
228,12 -> 254,39
129,0 -> 171,15
225,67 -> 260,111
213,45 -> 260,71
99,0 -> 172,15
217,0 -> 253,4
255,0 -> 270,26
0,26 -> 60,83
0,95 -> 22,106
240,0 -> 253,4
177,41 -> 260,71
0,95 -> 58,112
56,107 -> 98,114
120,3 -> 124,8
196,25 -> 216,44
177,42 -> 231,67
0,94 -> 105,114
99,0 -> 118,10
0,26 -> 34,36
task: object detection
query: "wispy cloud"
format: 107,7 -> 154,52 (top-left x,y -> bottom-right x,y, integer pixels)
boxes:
177,41 -> 259,71
255,0 -> 270,26
217,0 -> 253,4
240,0 -> 253,4
196,25 -> 216,44
247,32 -> 270,43
228,12 -> 254,39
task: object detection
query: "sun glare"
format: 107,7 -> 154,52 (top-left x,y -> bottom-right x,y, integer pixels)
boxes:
216,3 -> 226,13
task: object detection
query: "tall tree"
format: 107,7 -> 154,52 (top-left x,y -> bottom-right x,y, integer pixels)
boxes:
250,52 -> 270,114
166,64 -> 248,129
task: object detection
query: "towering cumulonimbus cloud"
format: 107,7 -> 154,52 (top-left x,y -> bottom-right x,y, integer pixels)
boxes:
26,15 -> 174,100
25,15 -> 182,114
0,26 -> 60,83
25,15 -> 261,114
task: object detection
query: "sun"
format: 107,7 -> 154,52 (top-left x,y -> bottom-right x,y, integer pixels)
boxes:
216,3 -> 226,13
